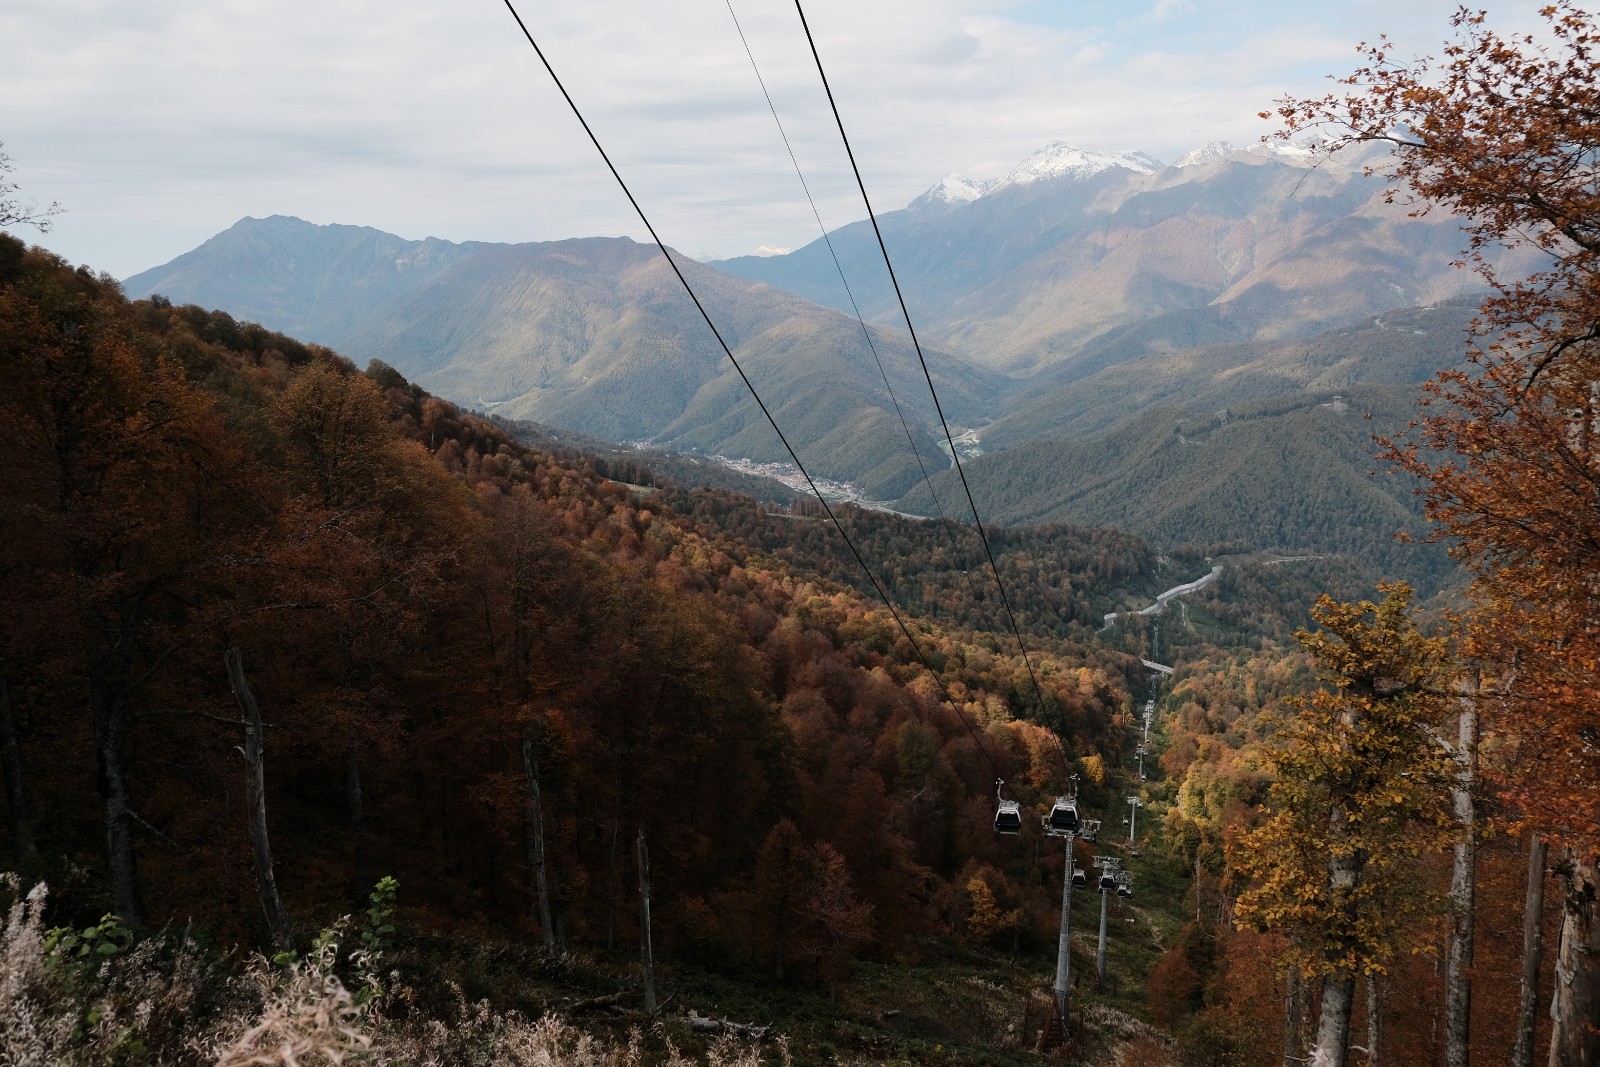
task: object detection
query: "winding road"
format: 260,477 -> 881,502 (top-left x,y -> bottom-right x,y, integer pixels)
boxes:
1101,565 -> 1223,630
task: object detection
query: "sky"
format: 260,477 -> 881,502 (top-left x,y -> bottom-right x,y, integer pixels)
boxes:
0,0 -> 1553,279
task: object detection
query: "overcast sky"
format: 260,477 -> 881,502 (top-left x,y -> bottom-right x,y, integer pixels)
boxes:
1,0 -> 1551,278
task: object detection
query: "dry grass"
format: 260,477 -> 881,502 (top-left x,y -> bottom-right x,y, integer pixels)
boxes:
0,878 -> 77,1066
209,956 -> 372,1066
0,875 -> 786,1067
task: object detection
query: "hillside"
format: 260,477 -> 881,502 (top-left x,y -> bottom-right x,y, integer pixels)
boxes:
5,231 -> 1211,1063
982,298 -> 1477,446
114,144 -> 1499,589
897,386 -> 1451,587
125,216 -> 1004,499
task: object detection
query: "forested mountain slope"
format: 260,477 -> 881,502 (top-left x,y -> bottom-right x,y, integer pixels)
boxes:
983,298 -> 1478,446
3,234 -> 1161,1052
899,386 -> 1451,587
7,233 -> 1526,1066
123,215 -> 1002,500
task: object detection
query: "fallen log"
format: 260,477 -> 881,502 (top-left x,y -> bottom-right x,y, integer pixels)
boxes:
685,1010 -> 770,1040
567,992 -> 627,1013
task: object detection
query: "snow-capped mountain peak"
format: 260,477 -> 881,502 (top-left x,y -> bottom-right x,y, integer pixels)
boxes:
1247,138 -> 1318,161
1173,141 -> 1239,167
1175,138 -> 1322,167
990,141 -> 1164,192
903,141 -> 1168,211
914,174 -> 993,207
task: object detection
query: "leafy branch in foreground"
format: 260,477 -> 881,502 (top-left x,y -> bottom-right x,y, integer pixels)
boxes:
1266,7 -> 1600,1060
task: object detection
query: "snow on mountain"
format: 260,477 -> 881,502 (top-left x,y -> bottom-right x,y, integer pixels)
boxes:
1247,138 -> 1318,162
989,141 -> 1164,192
914,174 -> 992,207
1173,140 -> 1239,167
1175,138 -> 1321,167
902,134 -> 1336,215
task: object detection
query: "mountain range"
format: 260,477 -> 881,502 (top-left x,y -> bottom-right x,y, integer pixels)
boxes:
127,218 -> 996,499
714,139 -> 1520,375
124,138 -> 1513,576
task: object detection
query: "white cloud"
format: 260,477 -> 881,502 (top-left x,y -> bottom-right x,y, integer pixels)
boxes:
0,0 -> 1557,277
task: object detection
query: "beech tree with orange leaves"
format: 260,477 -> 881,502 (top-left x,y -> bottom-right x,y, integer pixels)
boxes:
1233,585 -> 1455,1067
1266,5 -> 1600,1062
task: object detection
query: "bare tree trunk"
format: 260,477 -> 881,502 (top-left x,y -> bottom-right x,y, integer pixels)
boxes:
94,688 -> 142,928
1445,695 -> 1477,1067
1300,974 -> 1316,1060
226,649 -> 294,956
605,789 -> 620,953
1547,854 -> 1600,1067
771,875 -> 788,980
1311,975 -> 1356,1067
345,743 -> 364,834
522,736 -> 555,952
637,828 -> 656,1014
1512,833 -> 1547,1067
1312,824 -> 1363,1067
1285,969 -> 1304,1067
1365,974 -> 1381,1066
344,740 -> 367,909
0,672 -> 36,864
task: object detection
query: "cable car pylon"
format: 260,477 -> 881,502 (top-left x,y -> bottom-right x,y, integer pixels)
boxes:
1040,775 -> 1080,1044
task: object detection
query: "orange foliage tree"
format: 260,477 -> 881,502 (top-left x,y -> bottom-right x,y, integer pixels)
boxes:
1266,5 -> 1600,1059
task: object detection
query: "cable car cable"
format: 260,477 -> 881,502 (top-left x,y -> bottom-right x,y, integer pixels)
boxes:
722,0 -> 989,613
497,0 -> 1003,779
792,0 -> 1066,778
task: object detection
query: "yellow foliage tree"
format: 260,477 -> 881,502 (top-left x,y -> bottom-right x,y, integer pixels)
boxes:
965,874 -> 1024,946
1233,585 -> 1455,1067
1080,753 -> 1106,786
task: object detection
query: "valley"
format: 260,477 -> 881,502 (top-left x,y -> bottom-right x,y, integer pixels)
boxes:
12,0 -> 1600,1061
121,141 -> 1502,591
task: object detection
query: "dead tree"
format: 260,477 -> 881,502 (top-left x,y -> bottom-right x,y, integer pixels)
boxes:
637,828 -> 656,1014
522,735 -> 555,952
1511,833 -> 1545,1067
226,648 -> 294,955
1547,852 -> 1600,1067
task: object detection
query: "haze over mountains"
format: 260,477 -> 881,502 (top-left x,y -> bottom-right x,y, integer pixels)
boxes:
124,138 -> 1519,574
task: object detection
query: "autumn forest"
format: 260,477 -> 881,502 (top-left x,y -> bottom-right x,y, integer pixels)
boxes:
7,3 -> 1600,1066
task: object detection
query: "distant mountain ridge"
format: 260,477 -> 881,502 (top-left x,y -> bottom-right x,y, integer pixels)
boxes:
717,139 -> 1530,374
126,216 -> 1001,499
123,136 -> 1510,581
913,142 -> 1167,207
126,214 -> 487,342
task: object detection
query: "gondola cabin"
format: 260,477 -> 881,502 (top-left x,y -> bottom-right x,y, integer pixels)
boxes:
1080,819 -> 1100,843
1072,869 -> 1088,888
1118,885 -> 1132,898
1099,872 -> 1117,891
1047,797 -> 1079,833
994,799 -> 1023,835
